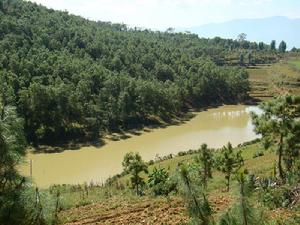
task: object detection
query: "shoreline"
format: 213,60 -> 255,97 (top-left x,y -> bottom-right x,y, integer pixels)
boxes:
28,102 -> 259,155
39,138 -> 261,189
21,104 -> 259,187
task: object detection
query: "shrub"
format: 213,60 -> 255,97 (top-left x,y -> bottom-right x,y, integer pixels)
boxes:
253,150 -> 264,158
260,186 -> 293,209
148,167 -> 177,196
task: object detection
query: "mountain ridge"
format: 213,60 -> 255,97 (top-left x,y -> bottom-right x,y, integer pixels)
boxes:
180,16 -> 300,49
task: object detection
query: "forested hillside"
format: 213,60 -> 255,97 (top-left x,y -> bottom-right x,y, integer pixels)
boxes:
0,0 -> 274,144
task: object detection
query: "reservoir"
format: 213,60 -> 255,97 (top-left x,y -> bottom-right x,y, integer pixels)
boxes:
21,105 -> 260,187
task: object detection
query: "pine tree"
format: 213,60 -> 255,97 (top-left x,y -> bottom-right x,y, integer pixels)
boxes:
218,170 -> 264,225
278,41 -> 287,53
0,77 -> 56,225
239,54 -> 244,65
0,87 -> 26,224
251,95 -> 300,180
195,144 -> 214,189
122,152 -> 148,195
270,40 -> 276,51
215,143 -> 243,191
180,164 -> 214,225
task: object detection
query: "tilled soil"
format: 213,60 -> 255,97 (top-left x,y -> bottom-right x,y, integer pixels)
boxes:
60,193 -> 233,225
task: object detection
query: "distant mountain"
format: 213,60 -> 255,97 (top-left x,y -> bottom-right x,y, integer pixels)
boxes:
181,16 -> 300,49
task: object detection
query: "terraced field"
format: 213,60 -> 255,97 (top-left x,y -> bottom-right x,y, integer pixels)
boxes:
248,58 -> 300,101
289,60 -> 300,70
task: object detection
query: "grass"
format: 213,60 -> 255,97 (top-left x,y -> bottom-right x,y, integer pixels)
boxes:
55,141 -> 298,225
52,58 -> 300,224
289,60 -> 300,70
248,58 -> 300,101
54,140 -> 300,224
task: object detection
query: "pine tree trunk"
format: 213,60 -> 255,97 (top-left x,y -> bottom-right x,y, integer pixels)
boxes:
241,200 -> 248,225
227,174 -> 230,192
204,166 -> 207,189
0,95 -> 5,120
240,184 -> 248,225
185,176 -> 207,224
278,134 -> 285,180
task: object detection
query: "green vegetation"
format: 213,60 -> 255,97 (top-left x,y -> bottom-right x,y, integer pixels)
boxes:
148,167 -> 176,196
122,152 -> 148,195
251,96 -> 300,179
53,96 -> 300,225
271,40 -> 276,51
219,169 -> 262,225
179,164 -> 214,225
0,88 -> 55,224
1,0 -> 286,146
1,0 -> 300,224
54,140 -> 299,224
278,41 -> 287,53
195,144 -> 214,189
289,60 -> 300,70
0,86 -> 26,224
248,59 -> 300,100
1,93 -> 299,224
215,143 -> 244,191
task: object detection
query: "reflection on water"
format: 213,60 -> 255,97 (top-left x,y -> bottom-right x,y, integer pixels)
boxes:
20,105 -> 260,187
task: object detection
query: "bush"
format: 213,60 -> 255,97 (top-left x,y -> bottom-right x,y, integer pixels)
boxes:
148,168 -> 177,196
178,151 -> 188,156
260,186 -> 293,209
237,138 -> 261,148
253,150 -> 264,158
148,160 -> 155,165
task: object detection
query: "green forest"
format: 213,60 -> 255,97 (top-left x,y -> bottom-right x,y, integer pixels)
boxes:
1,1 -> 300,225
0,0 -> 281,145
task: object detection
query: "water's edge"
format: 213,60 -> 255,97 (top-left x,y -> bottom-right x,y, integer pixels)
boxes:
20,105 -> 260,187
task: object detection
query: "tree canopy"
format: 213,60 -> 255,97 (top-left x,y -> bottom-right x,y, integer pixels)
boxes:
0,0 -> 278,145
251,95 -> 300,179
278,41 -> 287,53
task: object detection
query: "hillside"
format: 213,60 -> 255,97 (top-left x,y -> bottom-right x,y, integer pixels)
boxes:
248,58 -> 300,101
0,0 -> 276,145
183,16 -> 300,49
1,1 -> 300,225
52,59 -> 300,225
55,142 -> 299,225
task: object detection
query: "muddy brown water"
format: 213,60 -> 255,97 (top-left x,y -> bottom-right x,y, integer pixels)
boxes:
20,105 -> 260,187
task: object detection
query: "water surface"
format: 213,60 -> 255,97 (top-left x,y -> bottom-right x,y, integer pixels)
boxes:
21,105 -> 260,187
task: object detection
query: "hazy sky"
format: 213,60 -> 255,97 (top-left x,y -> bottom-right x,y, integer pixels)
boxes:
30,0 -> 300,29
